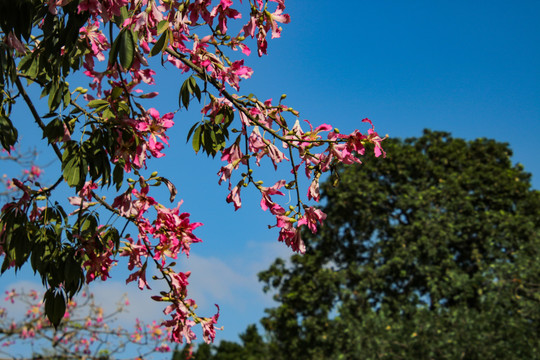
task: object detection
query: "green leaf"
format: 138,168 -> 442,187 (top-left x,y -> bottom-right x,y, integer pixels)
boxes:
17,53 -> 34,73
108,33 -> 121,66
87,99 -> 110,113
157,19 -> 169,35
87,99 -> 109,108
0,115 -> 18,151
179,76 -> 199,109
186,122 -> 200,143
44,288 -> 66,329
63,253 -> 83,293
62,84 -> 71,109
192,125 -> 202,153
150,31 -> 168,57
48,82 -> 62,111
192,81 -> 202,102
111,86 -> 123,99
119,29 -> 135,70
113,163 -> 124,191
214,113 -> 224,124
62,142 -> 87,190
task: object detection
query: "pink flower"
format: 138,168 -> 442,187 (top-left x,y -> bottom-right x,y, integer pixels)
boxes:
79,236 -> 117,283
23,165 -> 42,182
217,163 -> 236,186
249,127 -> 288,168
112,190 -> 138,217
242,2 -> 290,56
67,196 -> 94,215
187,0 -> 213,26
5,32 -> 26,54
162,303 -> 197,344
226,184 -> 242,210
79,0 -> 128,22
77,0 -> 103,18
4,289 -> 17,304
126,266 -> 151,290
221,142 -> 244,164
260,180 -> 286,213
120,237 -> 148,271
47,0 -> 71,15
80,181 -> 98,201
266,6 -> 291,39
307,175 -> 320,202
217,60 -> 253,90
276,220 -> 305,254
169,271 -> 190,298
210,0 -> 241,33
151,203 -> 203,260
135,108 -> 175,159
200,305 -> 220,344
132,186 -> 157,217
79,21 -> 109,62
297,206 -> 327,234
156,343 -> 171,352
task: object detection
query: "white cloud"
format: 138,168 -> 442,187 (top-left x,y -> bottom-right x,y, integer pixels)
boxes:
182,254 -> 253,311
89,280 -> 165,325
181,239 -> 294,313
0,239 -> 294,344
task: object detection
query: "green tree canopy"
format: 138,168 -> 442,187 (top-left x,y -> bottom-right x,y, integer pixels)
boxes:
173,324 -> 269,360
258,130 -> 540,359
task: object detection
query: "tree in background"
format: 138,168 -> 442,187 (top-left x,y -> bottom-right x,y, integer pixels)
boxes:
172,324 -> 269,360
1,288 -> 172,359
258,130 -> 540,359
0,0 -> 385,344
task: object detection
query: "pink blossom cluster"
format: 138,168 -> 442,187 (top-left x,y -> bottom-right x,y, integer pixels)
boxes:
54,0 -> 301,343
112,175 -> 206,342
218,104 -> 386,253
113,108 -> 175,172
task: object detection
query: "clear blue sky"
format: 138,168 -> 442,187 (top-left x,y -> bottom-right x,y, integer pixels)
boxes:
2,0 -> 539,356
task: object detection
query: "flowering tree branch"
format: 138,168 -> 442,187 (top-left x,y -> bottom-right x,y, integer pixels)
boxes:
0,0 -> 386,345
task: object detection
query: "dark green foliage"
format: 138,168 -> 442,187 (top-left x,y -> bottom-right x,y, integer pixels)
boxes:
172,325 -> 270,360
258,130 -> 540,359
0,1 -> 132,323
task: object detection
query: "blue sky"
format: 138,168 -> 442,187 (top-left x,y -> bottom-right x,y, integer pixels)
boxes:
2,0 -> 539,356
